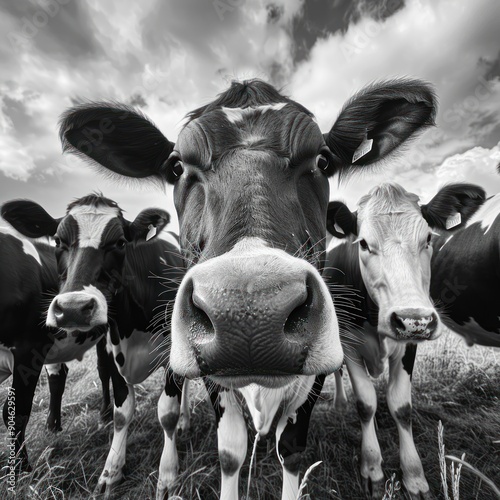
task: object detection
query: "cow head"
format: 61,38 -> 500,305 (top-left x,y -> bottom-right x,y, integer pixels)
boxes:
327,183 -> 485,341
58,79 -> 436,388
1,195 -> 170,333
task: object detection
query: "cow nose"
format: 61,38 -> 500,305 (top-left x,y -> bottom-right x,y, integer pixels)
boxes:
184,273 -> 315,375
52,296 -> 96,328
390,310 -> 439,340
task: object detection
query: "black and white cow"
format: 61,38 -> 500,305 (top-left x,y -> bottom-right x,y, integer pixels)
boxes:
0,225 -> 105,474
58,79 -> 436,499
421,184 -> 500,347
324,182 -> 485,500
2,195 -> 186,497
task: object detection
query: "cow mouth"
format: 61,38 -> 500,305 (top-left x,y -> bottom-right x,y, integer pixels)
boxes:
209,374 -> 298,389
52,323 -> 108,340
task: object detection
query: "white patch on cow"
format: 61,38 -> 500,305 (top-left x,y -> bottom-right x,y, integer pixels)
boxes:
47,285 -> 107,329
438,234 -> 454,251
443,318 -> 500,348
45,330 -> 103,363
0,226 -> 42,265
239,376 -> 314,436
466,193 -> 500,234
45,363 -> 63,376
110,329 -> 166,385
69,204 -> 120,248
221,102 -> 287,124
0,343 -> 14,384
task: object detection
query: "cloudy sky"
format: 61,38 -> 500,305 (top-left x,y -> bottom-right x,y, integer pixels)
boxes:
1,0 -> 500,232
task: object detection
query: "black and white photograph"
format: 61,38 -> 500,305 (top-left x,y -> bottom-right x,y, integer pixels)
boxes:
0,1 -> 499,499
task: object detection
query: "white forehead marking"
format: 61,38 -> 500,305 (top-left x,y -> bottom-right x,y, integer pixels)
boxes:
222,102 -> 287,124
466,194 -> 500,234
69,205 -> 121,249
0,226 -> 42,265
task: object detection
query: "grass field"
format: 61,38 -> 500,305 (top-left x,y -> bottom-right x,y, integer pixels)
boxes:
0,329 -> 498,500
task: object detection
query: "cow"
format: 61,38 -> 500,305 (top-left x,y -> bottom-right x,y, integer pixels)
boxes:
0,225 -> 104,475
421,184 -> 500,347
2,195 -> 186,497
57,78 -> 437,499
324,182 -> 485,500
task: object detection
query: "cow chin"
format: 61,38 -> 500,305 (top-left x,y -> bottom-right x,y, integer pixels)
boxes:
170,237 -> 344,380
209,375 -> 297,390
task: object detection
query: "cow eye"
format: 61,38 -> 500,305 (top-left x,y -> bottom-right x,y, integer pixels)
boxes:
359,239 -> 371,252
116,239 -> 127,249
172,160 -> 184,179
426,233 -> 432,248
316,154 -> 329,171
54,237 -> 61,248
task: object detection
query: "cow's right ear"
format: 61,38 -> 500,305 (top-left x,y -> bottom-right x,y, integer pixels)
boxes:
1,200 -> 59,238
59,103 -> 176,183
421,183 -> 486,230
326,201 -> 357,238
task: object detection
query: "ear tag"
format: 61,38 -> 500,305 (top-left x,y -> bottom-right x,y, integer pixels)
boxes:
352,135 -> 373,163
445,212 -> 461,229
334,222 -> 345,235
146,224 -> 157,241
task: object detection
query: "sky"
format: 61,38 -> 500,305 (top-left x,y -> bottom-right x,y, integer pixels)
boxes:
1,0 -> 500,233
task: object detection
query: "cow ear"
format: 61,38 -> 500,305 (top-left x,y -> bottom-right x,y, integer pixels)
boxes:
326,201 -> 357,238
323,79 -> 437,177
421,183 -> 486,230
1,200 -> 59,238
128,208 -> 171,241
59,103 -> 175,183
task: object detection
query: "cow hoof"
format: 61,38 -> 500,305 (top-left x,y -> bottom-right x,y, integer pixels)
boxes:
362,476 -> 385,500
95,474 -> 123,498
408,490 -> 433,500
177,413 -> 190,436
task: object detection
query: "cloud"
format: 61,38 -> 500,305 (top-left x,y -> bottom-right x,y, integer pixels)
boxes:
332,141 -> 500,208
289,0 -> 500,170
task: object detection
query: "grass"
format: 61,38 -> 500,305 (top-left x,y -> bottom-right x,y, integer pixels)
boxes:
0,329 -> 499,499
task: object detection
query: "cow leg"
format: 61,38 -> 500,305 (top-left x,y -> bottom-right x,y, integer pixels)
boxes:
207,384 -> 247,500
96,337 -> 112,423
156,370 -> 184,500
45,363 -> 68,432
3,345 -> 46,474
276,375 -> 325,500
333,367 -> 348,412
177,378 -> 190,436
96,356 -> 135,495
346,355 -> 385,499
387,343 -> 430,500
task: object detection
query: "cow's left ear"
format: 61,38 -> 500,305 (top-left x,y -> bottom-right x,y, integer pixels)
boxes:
128,208 -> 170,241
421,183 -> 486,230
326,201 -> 357,238
1,200 -> 59,238
323,78 -> 437,177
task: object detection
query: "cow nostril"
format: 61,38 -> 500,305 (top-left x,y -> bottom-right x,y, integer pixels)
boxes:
53,300 -> 63,319
284,285 -> 313,340
189,289 -> 215,344
81,298 -> 96,315
391,312 -> 405,331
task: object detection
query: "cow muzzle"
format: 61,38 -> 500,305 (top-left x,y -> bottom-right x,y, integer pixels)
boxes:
171,240 -> 343,383
47,287 -> 107,331
389,308 -> 440,340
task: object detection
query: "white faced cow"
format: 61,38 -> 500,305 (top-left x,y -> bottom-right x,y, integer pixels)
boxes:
324,182 -> 485,500
58,79 -> 436,499
2,195 -> 186,498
